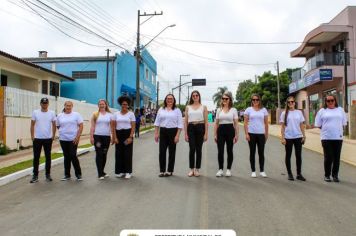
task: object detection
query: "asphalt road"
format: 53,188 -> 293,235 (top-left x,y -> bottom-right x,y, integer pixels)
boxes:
1,125 -> 356,236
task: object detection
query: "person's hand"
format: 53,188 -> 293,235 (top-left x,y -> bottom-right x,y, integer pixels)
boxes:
245,134 -> 250,142
281,138 -> 286,145
233,136 -> 238,144
154,133 -> 159,143
265,134 -> 268,143
204,134 -> 208,142
214,136 -> 217,143
174,135 -> 179,144
185,133 -> 189,142
302,136 -> 306,144
90,137 -> 94,145
126,137 -> 133,145
73,136 -> 80,145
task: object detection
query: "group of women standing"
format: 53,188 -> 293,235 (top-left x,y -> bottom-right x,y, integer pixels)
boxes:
54,90 -> 347,183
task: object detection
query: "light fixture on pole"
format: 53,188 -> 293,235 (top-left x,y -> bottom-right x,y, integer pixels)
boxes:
135,11 -> 175,109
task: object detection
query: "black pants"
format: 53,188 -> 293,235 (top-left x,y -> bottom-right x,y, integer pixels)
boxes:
285,138 -> 303,175
94,135 -> 111,177
60,140 -> 81,178
321,140 -> 343,178
135,122 -> 140,137
115,129 -> 133,174
159,127 -> 177,173
217,124 -> 235,170
248,133 -> 265,172
188,123 -> 205,169
32,138 -> 53,176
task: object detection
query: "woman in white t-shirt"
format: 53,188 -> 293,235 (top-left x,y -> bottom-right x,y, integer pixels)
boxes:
111,96 -> 135,179
214,91 -> 239,177
314,94 -> 347,183
280,96 -> 306,181
90,99 -> 113,180
244,94 -> 268,178
154,94 -> 183,177
56,101 -> 84,181
184,90 -> 208,177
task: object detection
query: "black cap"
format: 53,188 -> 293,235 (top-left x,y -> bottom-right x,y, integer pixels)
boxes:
40,98 -> 49,104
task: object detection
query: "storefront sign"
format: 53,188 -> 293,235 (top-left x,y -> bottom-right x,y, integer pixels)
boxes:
319,69 -> 333,81
289,68 -> 333,93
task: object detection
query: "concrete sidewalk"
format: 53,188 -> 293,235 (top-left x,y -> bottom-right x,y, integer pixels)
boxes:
268,124 -> 356,167
0,135 -> 91,169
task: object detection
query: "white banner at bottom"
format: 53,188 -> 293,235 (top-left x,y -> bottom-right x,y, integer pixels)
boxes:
120,230 -> 236,236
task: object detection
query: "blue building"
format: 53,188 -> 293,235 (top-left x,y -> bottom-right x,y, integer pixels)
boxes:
25,50 -> 157,109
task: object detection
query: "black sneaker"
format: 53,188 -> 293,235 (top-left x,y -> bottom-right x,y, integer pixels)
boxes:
296,175 -> 306,181
61,176 -> 71,181
288,174 -> 294,181
30,176 -> 38,183
76,175 -> 83,181
324,176 -> 332,182
46,175 -> 53,182
332,176 -> 340,183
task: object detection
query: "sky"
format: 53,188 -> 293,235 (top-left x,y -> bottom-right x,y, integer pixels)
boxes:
1,0 -> 355,110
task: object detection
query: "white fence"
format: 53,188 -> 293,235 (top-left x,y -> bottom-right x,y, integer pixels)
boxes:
4,87 -> 117,120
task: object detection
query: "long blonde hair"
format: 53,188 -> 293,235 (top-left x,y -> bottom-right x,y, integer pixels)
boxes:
93,99 -> 111,122
219,91 -> 233,109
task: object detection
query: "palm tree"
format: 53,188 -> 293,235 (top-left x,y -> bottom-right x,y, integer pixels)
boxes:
212,86 -> 228,107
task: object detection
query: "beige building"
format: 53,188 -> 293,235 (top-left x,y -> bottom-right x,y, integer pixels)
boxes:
290,6 -> 356,130
0,50 -> 74,149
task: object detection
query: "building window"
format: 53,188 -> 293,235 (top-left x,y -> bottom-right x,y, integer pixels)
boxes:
153,75 -> 156,85
145,69 -> 149,80
1,74 -> 7,86
42,80 -> 48,94
49,81 -> 59,96
72,71 -> 97,79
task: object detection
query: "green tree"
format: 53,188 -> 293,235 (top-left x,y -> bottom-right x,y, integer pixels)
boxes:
212,86 -> 228,107
235,79 -> 255,110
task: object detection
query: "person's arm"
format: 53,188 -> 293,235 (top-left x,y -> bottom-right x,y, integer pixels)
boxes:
184,106 -> 189,142
30,120 -> 35,141
300,122 -> 306,144
264,115 -> 269,141
214,115 -> 219,143
111,119 -> 117,144
233,117 -> 239,144
90,115 -> 95,145
204,106 -> 208,141
127,121 -> 135,144
244,113 -> 250,141
175,109 -> 183,144
280,123 -> 286,145
74,123 -> 83,145
52,121 -> 56,140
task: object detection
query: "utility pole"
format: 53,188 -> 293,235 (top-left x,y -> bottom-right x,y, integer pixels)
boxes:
105,49 -> 110,103
276,61 -> 281,109
135,10 -> 163,109
344,37 -> 349,113
156,81 -> 159,109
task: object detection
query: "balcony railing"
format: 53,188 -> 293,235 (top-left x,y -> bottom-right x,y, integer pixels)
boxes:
292,52 -> 350,81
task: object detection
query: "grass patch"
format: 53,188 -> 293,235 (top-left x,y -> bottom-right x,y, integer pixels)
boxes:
0,153 -> 64,177
78,143 -> 93,148
140,125 -> 154,132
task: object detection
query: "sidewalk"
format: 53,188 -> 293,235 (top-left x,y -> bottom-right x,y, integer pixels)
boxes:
268,124 -> 356,167
0,135 -> 91,169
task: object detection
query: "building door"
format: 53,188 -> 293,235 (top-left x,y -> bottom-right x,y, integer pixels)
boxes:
308,93 -> 320,125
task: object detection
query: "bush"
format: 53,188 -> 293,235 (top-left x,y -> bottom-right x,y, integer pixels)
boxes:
0,143 -> 9,155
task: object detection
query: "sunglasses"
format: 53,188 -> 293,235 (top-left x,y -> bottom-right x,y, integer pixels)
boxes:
192,94 -> 199,97
252,99 -> 260,101
326,99 -> 335,103
287,101 -> 295,104
222,97 -> 229,101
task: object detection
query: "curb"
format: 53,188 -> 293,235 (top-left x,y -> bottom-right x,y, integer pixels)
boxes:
0,147 -> 94,187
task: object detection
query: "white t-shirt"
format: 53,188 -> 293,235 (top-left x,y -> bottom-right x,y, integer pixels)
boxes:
245,107 -> 268,134
154,108 -> 183,128
56,112 -> 83,141
314,107 -> 347,140
280,110 -> 305,139
216,108 -> 238,124
31,109 -> 56,139
112,111 -> 135,130
187,105 -> 205,123
94,112 -> 113,136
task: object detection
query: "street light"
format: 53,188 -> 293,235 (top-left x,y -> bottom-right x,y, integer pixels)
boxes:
135,22 -> 176,109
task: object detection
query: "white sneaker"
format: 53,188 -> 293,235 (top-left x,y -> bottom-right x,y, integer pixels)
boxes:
251,172 -> 257,178
115,173 -> 125,178
216,169 -> 223,177
225,169 -> 232,177
260,172 -> 267,178
125,173 -> 132,179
